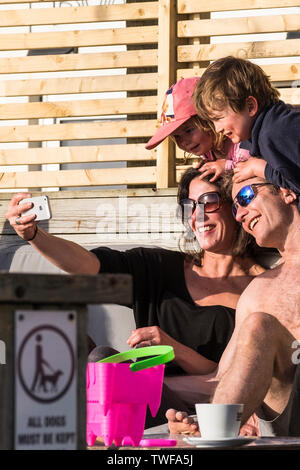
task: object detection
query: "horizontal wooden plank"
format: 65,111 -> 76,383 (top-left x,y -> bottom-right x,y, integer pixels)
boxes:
0,144 -> 156,166
0,272 -> 133,305
0,2 -> 158,27
178,38 -> 300,63
177,63 -> 300,82
278,87 -> 300,104
177,0 -> 300,14
0,195 -> 182,234
0,96 -> 157,120
0,187 -> 177,201
0,233 -> 180,250
0,187 -> 177,200
178,14 -> 300,38
1,73 -> 158,97
172,82 -> 300,105
0,166 -> 156,188
0,50 -> 158,74
3,0 -> 297,6
0,119 -> 157,143
0,25 -> 158,51
175,147 -> 202,164
0,0 -> 82,4
0,188 -> 179,248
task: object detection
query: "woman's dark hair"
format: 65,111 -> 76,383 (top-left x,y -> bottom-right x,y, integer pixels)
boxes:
177,166 -> 256,265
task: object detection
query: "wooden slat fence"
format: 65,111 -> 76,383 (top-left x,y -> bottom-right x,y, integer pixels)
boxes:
0,0 -> 171,191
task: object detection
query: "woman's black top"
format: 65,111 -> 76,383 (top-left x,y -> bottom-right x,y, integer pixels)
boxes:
91,247 -> 235,373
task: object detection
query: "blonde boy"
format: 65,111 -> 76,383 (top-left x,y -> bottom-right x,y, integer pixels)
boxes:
193,56 -> 300,209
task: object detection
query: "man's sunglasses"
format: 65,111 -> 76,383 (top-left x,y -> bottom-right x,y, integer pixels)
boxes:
180,191 -> 222,220
232,183 -> 274,219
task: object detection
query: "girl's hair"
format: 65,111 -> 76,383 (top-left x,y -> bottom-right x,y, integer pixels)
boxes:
193,56 -> 280,120
177,165 -> 256,265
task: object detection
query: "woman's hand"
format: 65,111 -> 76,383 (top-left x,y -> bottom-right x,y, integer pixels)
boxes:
127,325 -> 174,349
196,159 -> 226,182
128,327 -> 217,375
5,192 -> 38,241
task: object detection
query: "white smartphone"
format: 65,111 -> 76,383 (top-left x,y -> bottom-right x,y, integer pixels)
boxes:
19,196 -> 52,222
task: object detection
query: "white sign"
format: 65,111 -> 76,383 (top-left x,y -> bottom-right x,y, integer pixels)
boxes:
15,310 -> 77,450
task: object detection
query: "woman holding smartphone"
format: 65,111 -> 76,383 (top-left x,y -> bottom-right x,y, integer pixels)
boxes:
6,166 -> 264,427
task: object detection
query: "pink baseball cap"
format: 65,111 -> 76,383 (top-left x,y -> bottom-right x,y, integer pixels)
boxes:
145,76 -> 200,150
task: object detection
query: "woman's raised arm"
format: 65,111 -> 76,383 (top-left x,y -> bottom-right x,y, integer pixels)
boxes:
6,192 -> 100,275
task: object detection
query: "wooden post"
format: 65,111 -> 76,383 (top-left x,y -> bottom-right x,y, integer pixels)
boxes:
0,272 -> 132,450
156,0 -> 177,189
126,0 -> 158,191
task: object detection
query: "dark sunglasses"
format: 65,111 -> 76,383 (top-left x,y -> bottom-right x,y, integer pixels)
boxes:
232,183 -> 274,219
180,191 -> 222,220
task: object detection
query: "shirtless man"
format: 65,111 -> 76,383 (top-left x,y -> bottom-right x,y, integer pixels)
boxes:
168,176 -> 300,436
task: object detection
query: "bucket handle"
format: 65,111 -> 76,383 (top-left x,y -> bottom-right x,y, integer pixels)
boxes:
97,345 -> 174,372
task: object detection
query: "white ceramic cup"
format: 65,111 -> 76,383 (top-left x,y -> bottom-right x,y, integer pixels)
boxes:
195,403 -> 244,439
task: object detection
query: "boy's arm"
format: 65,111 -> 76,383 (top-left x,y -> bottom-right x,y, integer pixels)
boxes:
264,164 -> 300,194
233,157 -> 300,193
232,158 -> 266,183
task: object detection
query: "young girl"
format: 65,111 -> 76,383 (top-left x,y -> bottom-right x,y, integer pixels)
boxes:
145,76 -> 250,181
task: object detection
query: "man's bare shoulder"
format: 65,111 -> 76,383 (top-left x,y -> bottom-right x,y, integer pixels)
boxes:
252,262 -> 281,280
236,265 -> 282,321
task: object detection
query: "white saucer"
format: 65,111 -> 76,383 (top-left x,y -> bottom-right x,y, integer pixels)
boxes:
183,436 -> 256,448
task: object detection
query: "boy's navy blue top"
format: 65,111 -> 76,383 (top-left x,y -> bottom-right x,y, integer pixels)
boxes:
240,100 -> 300,210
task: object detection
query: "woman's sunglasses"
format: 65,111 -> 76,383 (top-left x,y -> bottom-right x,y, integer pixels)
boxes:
232,183 -> 274,219
180,191 -> 222,221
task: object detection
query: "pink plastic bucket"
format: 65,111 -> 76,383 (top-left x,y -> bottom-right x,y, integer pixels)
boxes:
86,345 -> 174,447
